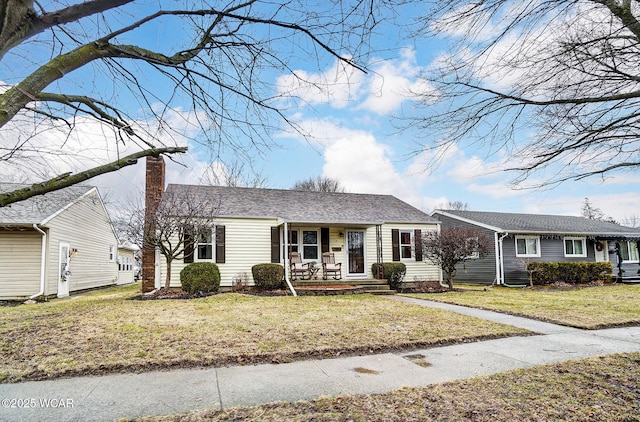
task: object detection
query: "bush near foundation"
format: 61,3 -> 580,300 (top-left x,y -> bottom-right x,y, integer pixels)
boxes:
252,264 -> 284,290
180,262 -> 221,293
527,262 -> 612,285
372,262 -> 406,290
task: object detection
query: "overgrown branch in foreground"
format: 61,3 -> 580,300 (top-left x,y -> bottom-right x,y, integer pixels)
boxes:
0,146 -> 187,207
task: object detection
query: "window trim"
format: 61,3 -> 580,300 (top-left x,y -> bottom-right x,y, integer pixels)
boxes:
195,229 -> 214,261
515,235 -> 541,258
619,240 -> 639,263
399,230 -> 413,261
301,229 -> 320,261
465,237 -> 480,259
564,236 -> 587,258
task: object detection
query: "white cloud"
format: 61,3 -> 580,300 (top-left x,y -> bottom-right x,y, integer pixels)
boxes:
275,47 -> 433,115
275,59 -> 363,109
358,47 -> 435,115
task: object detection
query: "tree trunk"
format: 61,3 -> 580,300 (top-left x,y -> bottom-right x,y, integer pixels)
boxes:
445,272 -> 454,290
165,258 -> 172,289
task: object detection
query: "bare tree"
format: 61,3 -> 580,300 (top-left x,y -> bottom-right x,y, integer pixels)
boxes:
125,189 -> 219,289
581,197 -> 617,223
199,159 -> 269,188
421,227 -> 491,289
410,1 -> 640,187
0,0 -> 388,206
292,176 -> 345,192
621,215 -> 640,228
434,200 -> 469,211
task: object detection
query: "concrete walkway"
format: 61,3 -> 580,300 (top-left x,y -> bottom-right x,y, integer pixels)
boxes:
2,297 -> 640,421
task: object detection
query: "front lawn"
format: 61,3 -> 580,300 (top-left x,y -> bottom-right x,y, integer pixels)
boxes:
0,284 -> 527,383
139,352 -> 640,421
404,283 -> 640,329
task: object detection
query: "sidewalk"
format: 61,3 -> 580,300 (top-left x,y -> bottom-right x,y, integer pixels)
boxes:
1,297 -> 639,421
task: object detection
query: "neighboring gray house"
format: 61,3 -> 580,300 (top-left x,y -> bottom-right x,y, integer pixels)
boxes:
0,184 -> 122,300
432,210 -> 640,285
156,184 -> 441,289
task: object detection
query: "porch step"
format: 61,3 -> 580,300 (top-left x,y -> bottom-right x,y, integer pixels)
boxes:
362,289 -> 396,295
292,278 -> 395,295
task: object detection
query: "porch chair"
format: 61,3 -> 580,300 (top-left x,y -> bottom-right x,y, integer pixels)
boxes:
290,251 -> 311,280
322,252 -> 342,280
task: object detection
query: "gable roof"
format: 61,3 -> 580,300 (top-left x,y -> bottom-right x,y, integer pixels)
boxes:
0,184 -> 97,226
433,210 -> 640,238
165,184 -> 437,225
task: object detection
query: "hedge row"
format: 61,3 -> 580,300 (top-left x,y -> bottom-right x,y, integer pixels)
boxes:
526,261 -> 612,285
372,262 -> 406,290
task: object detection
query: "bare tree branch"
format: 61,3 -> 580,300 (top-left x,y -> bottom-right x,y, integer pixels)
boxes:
0,147 -> 186,207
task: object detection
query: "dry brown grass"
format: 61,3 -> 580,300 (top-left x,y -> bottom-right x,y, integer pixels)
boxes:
0,284 -> 527,383
404,283 -> 640,329
138,352 -> 640,421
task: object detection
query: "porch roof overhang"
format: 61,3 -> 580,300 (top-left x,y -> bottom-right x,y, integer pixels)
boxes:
595,235 -> 640,241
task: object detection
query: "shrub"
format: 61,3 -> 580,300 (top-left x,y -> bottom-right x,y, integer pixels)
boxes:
526,261 -> 612,285
180,262 -> 220,293
252,264 -> 284,290
372,262 -> 406,290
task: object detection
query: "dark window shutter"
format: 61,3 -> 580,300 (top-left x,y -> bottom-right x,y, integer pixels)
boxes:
215,226 -> 226,264
183,227 -> 194,263
321,227 -> 330,253
414,229 -> 422,261
391,229 -> 400,261
271,227 -> 280,263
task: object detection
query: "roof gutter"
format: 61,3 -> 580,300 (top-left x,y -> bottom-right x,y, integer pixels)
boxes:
29,224 -> 47,300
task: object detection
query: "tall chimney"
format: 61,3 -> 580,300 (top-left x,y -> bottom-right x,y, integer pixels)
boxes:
142,156 -> 165,292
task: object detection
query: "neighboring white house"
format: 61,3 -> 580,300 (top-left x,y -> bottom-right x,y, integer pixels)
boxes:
117,241 -> 140,285
156,184 -> 441,289
0,183 -> 123,299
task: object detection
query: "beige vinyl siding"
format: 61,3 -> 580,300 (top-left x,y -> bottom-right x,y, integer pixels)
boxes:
164,217 -> 279,288
0,229 -> 42,299
382,223 -> 440,282
46,190 -> 118,294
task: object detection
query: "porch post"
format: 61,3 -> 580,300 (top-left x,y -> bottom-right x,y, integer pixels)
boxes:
283,221 -> 297,296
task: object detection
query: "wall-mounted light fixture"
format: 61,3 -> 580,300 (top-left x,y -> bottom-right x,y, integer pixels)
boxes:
69,248 -> 79,257
339,232 -> 344,238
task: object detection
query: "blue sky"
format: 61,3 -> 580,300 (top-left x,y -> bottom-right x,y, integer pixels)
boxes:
2,1 -> 638,224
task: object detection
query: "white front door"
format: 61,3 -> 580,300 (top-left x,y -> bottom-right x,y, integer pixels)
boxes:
58,242 -> 71,298
347,231 -> 366,277
595,240 -> 608,263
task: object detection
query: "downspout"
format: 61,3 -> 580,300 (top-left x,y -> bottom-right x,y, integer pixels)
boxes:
29,224 -> 47,300
498,232 -> 526,288
493,232 -> 502,285
283,221 -> 297,297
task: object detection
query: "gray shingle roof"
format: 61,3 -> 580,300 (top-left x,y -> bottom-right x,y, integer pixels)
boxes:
0,183 -> 95,226
166,184 -> 437,224
435,210 -> 640,237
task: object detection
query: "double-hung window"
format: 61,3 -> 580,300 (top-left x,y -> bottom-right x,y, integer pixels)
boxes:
400,231 -> 413,259
515,235 -> 540,257
564,237 -> 586,257
302,230 -> 319,260
197,230 -> 213,260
